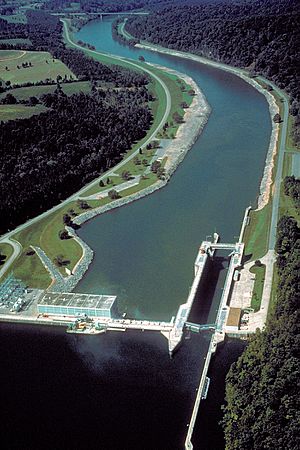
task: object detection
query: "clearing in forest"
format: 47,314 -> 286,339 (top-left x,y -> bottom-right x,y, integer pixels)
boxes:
0,50 -> 75,84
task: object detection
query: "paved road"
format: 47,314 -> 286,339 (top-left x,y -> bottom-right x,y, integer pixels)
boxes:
0,238 -> 22,280
257,78 -> 290,251
254,77 -> 289,325
0,21 -> 171,279
0,50 -> 27,61
120,19 -> 133,40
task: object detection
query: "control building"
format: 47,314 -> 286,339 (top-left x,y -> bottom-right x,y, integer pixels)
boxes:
38,292 -> 117,318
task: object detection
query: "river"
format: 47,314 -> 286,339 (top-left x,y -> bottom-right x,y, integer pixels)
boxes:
75,18 -> 271,322
0,18 -> 272,450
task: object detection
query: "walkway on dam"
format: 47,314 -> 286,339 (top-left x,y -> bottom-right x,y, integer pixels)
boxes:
168,234 -> 219,354
96,318 -> 173,332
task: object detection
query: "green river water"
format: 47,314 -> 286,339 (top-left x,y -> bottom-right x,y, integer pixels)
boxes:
75,18 -> 272,321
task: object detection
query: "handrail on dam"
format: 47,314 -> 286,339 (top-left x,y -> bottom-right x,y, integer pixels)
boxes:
168,232 -> 245,355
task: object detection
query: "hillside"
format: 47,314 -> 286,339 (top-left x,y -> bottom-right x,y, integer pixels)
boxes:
126,0 -> 300,144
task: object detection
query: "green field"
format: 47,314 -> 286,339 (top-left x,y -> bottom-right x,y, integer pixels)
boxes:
0,13 -> 27,23
250,263 -> 266,311
0,81 -> 91,102
10,197 -> 115,287
0,103 -> 47,121
1,21 -> 192,288
244,203 -> 272,261
12,252 -> 51,289
0,50 -> 75,84
0,243 -> 14,262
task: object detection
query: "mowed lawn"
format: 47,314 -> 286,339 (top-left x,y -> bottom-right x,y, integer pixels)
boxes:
0,80 -> 91,102
0,81 -> 91,121
0,50 -> 75,84
0,104 -> 47,122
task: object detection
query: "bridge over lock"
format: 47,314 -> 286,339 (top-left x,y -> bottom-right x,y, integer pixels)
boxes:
168,234 -> 244,355
185,322 -> 216,333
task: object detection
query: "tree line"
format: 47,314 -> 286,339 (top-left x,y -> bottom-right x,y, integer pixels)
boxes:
42,0 -> 196,13
222,178 -> 300,447
126,0 -> 300,144
0,88 -> 152,233
222,212 -> 300,449
0,11 -> 149,88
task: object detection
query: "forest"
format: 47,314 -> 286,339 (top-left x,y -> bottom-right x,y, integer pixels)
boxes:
0,88 -> 152,233
42,0 -> 209,13
0,11 -> 149,87
124,1 -> 300,446
222,175 -> 300,448
222,212 -> 300,449
126,0 -> 300,143
0,10 -> 154,233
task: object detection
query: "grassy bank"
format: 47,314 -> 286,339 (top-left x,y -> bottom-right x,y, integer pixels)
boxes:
249,263 -> 266,311
243,80 -> 286,262
0,81 -> 91,102
0,49 -> 75,84
244,203 -> 272,261
0,243 -> 14,263
0,81 -> 91,121
1,19 -> 195,289
0,103 -> 47,121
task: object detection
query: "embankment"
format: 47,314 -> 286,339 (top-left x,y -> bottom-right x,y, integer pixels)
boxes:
136,42 -> 280,210
51,64 -> 210,290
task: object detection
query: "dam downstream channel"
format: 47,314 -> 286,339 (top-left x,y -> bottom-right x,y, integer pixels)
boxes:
75,18 -> 272,322
0,18 -> 273,450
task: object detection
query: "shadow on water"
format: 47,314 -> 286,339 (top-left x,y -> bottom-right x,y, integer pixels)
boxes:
0,323 -> 211,450
192,338 -> 247,450
188,254 -> 229,325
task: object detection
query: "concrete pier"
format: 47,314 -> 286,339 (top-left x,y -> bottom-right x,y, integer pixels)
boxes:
168,234 -> 219,355
215,242 -> 244,336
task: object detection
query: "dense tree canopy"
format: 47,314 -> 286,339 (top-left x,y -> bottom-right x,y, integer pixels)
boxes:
0,88 -> 152,233
284,176 -> 300,209
126,0 -> 300,141
0,11 -> 149,87
0,10 -> 154,233
222,213 -> 300,449
42,0 -> 211,13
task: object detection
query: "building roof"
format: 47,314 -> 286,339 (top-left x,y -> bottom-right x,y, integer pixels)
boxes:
226,307 -> 241,327
38,292 -> 116,311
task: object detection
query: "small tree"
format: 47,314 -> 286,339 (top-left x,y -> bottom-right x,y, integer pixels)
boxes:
2,93 -> 17,104
157,167 -> 165,180
59,230 -> 70,240
121,170 -> 131,180
63,214 -> 72,226
99,180 -> 105,187
77,200 -> 90,209
54,255 -> 70,267
28,96 -> 39,106
273,113 -> 282,123
68,209 -> 77,217
108,189 -> 120,200
151,160 -> 161,174
173,111 -> 183,124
